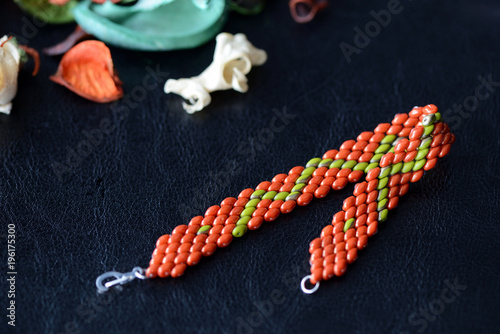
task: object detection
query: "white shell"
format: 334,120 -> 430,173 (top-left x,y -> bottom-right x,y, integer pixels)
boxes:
0,35 -> 21,115
165,32 -> 267,114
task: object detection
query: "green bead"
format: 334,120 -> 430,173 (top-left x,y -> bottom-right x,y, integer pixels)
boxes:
379,166 -> 391,179
419,137 -> 432,149
390,162 -> 403,175
296,175 -> 311,184
232,225 -> 248,237
377,176 -> 389,190
286,192 -> 301,201
402,161 -> 415,173
291,183 -> 306,192
413,159 -> 426,171
250,189 -> 266,200
197,225 -> 211,235
388,146 -> 395,153
377,198 -> 388,211
422,114 -> 436,126
423,124 -> 434,136
374,144 -> 391,154
377,188 -> 389,201
318,159 -> 333,168
353,162 -> 369,171
262,191 -> 277,200
435,112 -> 442,121
378,209 -> 389,222
274,192 -> 290,201
380,134 -> 397,145
343,218 -> 355,232
330,159 -> 345,169
236,216 -> 251,226
341,160 -> 357,170
240,207 -> 256,217
415,148 -> 429,161
306,157 -> 322,168
370,153 -> 384,163
245,198 -> 260,208
301,167 -> 316,176
364,162 -> 379,173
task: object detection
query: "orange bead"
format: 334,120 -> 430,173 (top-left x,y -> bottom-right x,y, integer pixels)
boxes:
311,249 -> 323,262
393,152 -> 405,163
309,176 -> 324,185
170,234 -> 182,243
340,139 -> 356,150
337,168 -> 351,179
313,166 -> 328,177
217,234 -> 233,248
357,235 -> 368,249
431,134 -> 444,148
366,167 -> 380,181
427,147 -> 441,159
187,224 -> 200,234
344,207 -> 356,220
201,216 -> 215,226
172,225 -> 188,235
289,166 -> 305,175
367,221 -> 378,237
400,172 -> 412,184
310,269 -> 323,284
256,181 -> 271,191
356,226 -> 367,237
247,217 -> 264,230
335,251 -> 347,262
323,244 -> 335,258
213,215 -> 227,226
167,243 -> 180,254
359,152 -> 373,162
367,212 -> 378,224
323,264 -> 335,280
280,200 -> 296,214
297,193 -> 313,206
399,184 -> 410,196
321,225 -> 333,238
352,140 -> 368,151
153,244 -> 167,255
423,104 -> 438,114
332,211 -> 345,224
188,216 -> 204,226
409,126 -> 424,141
346,237 -> 358,250
411,170 -> 424,183
279,182 -> 295,193
234,198 -> 249,207
205,205 -> 220,217
363,142 -> 379,153
335,149 -> 350,160
424,157 -> 438,170
332,177 -> 348,190
209,225 -> 224,235
392,113 -> 408,125
441,132 -> 452,145
366,190 -> 378,204
205,234 -> 219,244
157,263 -> 174,278
374,123 -> 391,133
264,208 -> 280,221
321,176 -> 336,187
303,184 -> 319,194
269,200 -> 284,209
322,149 -> 339,160
369,133 -> 385,143
357,131 -> 374,141
347,248 -> 358,264
225,216 -> 239,225
268,182 -> 283,192
334,232 -> 344,244
394,138 -> 409,153
404,117 -> 419,127
380,152 -> 394,168
404,150 -> 418,162
221,224 -> 235,235
171,263 -> 187,278
217,205 -> 232,216
190,243 -> 204,253
432,122 -> 444,136
334,259 -> 347,276
342,196 -> 356,211
333,222 -> 344,234
335,242 -> 346,253
387,125 -> 403,135
272,173 -> 288,183
439,144 -> 451,157
187,251 -> 202,266
155,234 -> 170,247
238,188 -> 254,199
149,254 -> 165,266
406,139 -> 420,151
146,265 -> 159,278
178,243 -> 192,254
355,214 -> 367,227
353,182 -> 368,196
344,228 -> 356,241
409,107 -> 422,118
367,202 -> 378,214
356,204 -> 367,217
348,170 -> 364,183
284,173 -> 300,183
314,185 -> 331,198
325,168 -> 340,177
252,207 -> 268,217
398,127 -> 412,138
257,199 -> 272,208
230,206 -> 244,216
193,234 -> 208,243
387,197 -> 399,210
175,252 -> 189,265
309,238 -> 322,253
389,174 -> 401,187
355,193 -> 367,207
221,197 -> 237,206
347,150 -> 363,161
388,186 -> 399,199
201,243 -> 217,256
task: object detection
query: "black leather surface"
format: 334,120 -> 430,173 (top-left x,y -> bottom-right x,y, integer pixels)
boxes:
1,0 -> 499,333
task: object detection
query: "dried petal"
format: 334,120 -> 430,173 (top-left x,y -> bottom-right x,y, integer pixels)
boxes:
50,40 -> 123,103
43,26 -> 92,56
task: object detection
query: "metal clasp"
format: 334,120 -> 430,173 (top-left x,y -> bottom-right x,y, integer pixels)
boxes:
96,267 -> 147,293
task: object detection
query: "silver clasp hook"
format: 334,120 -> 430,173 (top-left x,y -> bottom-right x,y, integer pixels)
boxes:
96,267 -> 147,293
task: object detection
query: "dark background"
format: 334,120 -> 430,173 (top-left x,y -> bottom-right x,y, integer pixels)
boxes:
1,0 -> 499,333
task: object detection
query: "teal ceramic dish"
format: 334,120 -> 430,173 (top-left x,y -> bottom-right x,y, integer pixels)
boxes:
72,0 -> 228,51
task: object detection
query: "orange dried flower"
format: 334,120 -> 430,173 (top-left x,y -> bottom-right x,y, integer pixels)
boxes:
50,40 -> 123,103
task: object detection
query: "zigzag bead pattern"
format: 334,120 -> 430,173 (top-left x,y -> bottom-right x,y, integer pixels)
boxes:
145,104 -> 455,284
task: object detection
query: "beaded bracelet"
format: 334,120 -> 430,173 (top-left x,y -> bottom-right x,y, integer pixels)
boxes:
96,104 -> 455,294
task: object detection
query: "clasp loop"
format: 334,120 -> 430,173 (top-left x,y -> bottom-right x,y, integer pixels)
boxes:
96,267 -> 147,293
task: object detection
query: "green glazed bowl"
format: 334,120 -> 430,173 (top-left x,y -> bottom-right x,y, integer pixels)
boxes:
72,0 -> 228,51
